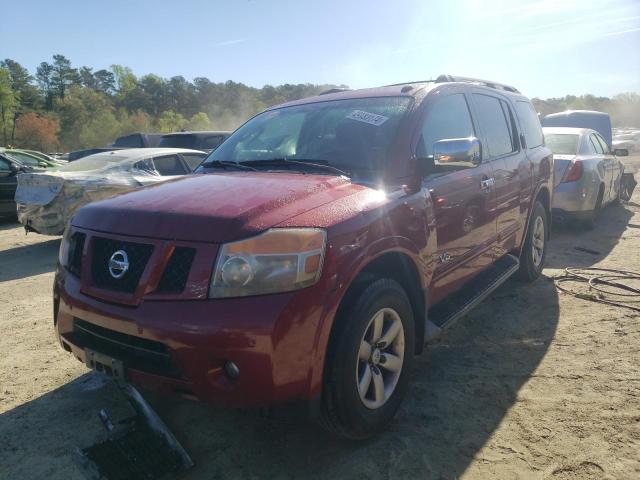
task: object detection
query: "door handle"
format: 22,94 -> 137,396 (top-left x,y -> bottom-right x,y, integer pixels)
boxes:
480,177 -> 495,190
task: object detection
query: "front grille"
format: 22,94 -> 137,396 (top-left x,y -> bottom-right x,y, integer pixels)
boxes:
73,318 -> 182,378
156,247 -> 196,293
68,232 -> 86,277
91,237 -> 154,293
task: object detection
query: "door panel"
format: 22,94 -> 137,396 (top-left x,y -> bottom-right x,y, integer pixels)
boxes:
0,158 -> 18,214
470,93 -> 528,255
426,162 -> 498,305
415,91 -> 498,305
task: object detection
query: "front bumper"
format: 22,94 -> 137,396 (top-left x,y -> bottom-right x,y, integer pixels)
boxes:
54,267 -> 332,408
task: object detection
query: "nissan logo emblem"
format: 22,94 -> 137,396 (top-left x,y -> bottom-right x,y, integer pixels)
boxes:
108,250 -> 129,279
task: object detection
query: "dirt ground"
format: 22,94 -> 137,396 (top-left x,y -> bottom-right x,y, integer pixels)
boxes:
1,158 -> 639,480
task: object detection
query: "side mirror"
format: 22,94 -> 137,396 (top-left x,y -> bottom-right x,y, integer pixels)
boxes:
433,137 -> 482,167
10,162 -> 20,173
614,148 -> 629,157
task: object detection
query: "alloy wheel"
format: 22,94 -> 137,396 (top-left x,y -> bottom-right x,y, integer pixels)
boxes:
532,215 -> 545,268
356,308 -> 405,409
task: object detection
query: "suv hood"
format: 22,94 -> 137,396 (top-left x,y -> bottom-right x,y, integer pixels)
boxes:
72,172 -> 369,242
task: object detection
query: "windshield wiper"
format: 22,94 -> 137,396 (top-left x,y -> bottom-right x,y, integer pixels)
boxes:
201,160 -> 257,171
238,158 -> 351,177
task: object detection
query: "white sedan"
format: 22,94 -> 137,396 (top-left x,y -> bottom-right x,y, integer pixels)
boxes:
15,148 -> 207,235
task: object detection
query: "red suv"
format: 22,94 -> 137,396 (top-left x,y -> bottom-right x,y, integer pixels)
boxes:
54,75 -> 552,439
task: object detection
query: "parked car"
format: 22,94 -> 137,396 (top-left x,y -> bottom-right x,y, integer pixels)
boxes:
67,147 -> 124,161
54,76 -> 552,439
111,132 -> 164,148
158,131 -> 231,151
613,131 -> 640,154
16,148 -> 207,235
542,110 -> 613,148
0,153 -> 31,217
17,149 -> 67,165
0,148 -> 59,169
544,127 -> 626,227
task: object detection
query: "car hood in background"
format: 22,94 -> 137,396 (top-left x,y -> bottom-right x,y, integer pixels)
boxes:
15,169 -> 173,236
72,172 -> 373,243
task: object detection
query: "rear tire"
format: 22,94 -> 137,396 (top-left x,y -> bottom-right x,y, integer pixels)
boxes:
582,186 -> 604,230
517,200 -> 547,282
318,278 -> 415,440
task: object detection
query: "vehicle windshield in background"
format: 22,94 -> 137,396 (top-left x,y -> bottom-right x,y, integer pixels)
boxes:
545,134 -> 579,155
158,135 -> 197,149
202,97 -> 413,178
57,153 -> 128,172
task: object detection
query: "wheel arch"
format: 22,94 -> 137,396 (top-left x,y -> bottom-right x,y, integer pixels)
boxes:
328,251 -> 427,360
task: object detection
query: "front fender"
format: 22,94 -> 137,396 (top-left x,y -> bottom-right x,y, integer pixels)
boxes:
305,234 -> 427,400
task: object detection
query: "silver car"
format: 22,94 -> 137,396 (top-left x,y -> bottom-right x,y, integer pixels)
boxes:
15,148 -> 207,235
544,127 -> 625,228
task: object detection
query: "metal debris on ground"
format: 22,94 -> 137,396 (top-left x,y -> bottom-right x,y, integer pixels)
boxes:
554,267 -> 640,313
75,383 -> 193,480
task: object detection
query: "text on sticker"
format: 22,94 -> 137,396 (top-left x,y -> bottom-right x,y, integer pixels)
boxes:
346,110 -> 389,126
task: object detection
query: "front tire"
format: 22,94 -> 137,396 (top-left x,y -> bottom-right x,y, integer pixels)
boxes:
319,278 -> 415,439
517,200 -> 548,282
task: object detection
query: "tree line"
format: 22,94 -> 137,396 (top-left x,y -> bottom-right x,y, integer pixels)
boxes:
0,54 -> 343,151
0,54 -> 638,152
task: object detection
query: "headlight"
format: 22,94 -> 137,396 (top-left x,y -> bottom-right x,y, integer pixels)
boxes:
209,228 -> 327,298
58,227 -> 72,268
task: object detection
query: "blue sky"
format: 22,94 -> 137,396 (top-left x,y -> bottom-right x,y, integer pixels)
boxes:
1,0 -> 638,99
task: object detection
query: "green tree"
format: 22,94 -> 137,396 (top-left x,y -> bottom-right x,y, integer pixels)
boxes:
35,62 -> 55,110
185,112 -> 212,131
51,54 -> 80,99
55,85 -> 114,149
0,59 -> 41,110
79,66 -> 97,89
77,110 -> 120,148
157,110 -> 187,132
116,109 -> 153,135
94,69 -> 115,95
0,68 -> 17,145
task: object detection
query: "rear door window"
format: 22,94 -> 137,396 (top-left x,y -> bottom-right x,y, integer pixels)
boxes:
594,133 -> 610,154
133,159 -> 156,174
472,94 -> 514,158
152,155 -> 188,175
590,134 -> 604,154
515,101 -> 544,149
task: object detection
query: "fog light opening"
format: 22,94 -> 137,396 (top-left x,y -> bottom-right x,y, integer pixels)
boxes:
223,360 -> 240,380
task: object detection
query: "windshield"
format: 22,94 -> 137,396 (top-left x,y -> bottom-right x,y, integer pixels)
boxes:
58,153 -> 128,172
158,135 -> 196,149
6,151 -> 40,167
202,97 -> 413,178
545,134 -> 580,155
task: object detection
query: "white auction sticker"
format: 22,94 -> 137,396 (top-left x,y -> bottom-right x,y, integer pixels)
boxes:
346,110 -> 389,126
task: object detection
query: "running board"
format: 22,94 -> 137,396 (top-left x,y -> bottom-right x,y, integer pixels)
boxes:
424,254 -> 520,341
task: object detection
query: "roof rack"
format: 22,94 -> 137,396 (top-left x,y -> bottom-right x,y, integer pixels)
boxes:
318,88 -> 351,96
384,79 -> 435,87
435,75 -> 520,93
